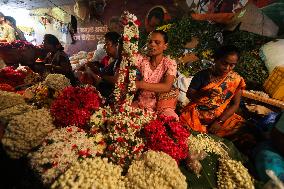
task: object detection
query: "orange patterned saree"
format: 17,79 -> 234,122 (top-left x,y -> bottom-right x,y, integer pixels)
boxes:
180,71 -> 246,137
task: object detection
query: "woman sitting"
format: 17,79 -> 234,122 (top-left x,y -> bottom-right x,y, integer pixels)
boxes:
180,45 -> 246,137
85,31 -> 121,98
134,30 -> 179,119
43,34 -> 76,85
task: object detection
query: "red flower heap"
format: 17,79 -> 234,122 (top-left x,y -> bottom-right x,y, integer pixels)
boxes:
50,86 -> 101,128
144,116 -> 190,163
0,66 -> 26,87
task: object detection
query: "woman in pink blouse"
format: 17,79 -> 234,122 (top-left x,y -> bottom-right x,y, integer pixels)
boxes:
134,30 -> 178,119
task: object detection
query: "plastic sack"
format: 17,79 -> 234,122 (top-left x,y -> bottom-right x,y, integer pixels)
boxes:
257,112 -> 281,132
260,39 -> 284,74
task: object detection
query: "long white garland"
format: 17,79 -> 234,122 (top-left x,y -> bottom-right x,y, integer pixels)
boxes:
113,11 -> 139,104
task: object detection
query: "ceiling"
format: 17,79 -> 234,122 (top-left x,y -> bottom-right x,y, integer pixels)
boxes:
0,0 -> 74,9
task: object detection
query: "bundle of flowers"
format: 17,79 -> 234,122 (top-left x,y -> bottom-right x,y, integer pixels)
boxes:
144,116 -> 190,163
28,126 -> 106,185
0,66 -> 26,87
51,158 -> 125,189
0,104 -> 34,126
114,11 -> 140,103
42,74 -> 71,91
50,86 -> 101,128
24,83 -> 53,108
16,66 -> 41,85
126,150 -> 187,189
217,158 -> 254,189
103,103 -> 155,167
1,108 -> 55,159
0,91 -> 26,111
187,134 -> 229,159
0,83 -> 15,92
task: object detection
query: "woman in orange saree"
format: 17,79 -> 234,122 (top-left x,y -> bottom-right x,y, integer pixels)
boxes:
180,45 -> 246,137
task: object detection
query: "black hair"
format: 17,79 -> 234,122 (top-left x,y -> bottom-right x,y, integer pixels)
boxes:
104,31 -> 121,45
147,7 -> 164,24
151,30 -> 168,43
214,45 -> 240,60
44,34 -> 63,50
4,16 -> 16,26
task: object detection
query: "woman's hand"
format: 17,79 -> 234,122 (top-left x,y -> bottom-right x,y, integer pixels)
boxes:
209,121 -> 222,134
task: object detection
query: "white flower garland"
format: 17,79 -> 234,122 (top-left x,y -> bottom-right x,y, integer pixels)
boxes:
51,158 -> 126,189
28,126 -> 106,185
0,104 -> 34,125
1,108 -> 55,159
126,150 -> 187,189
42,74 -> 71,91
114,11 -> 139,104
105,103 -> 155,166
0,91 -> 26,111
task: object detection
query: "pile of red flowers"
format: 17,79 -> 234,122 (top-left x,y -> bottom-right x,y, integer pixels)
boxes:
0,40 -> 36,50
0,66 -> 26,87
144,116 -> 190,163
50,86 -> 101,128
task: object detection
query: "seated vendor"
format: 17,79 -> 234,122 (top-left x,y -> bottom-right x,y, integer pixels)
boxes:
4,16 -> 26,41
43,34 -> 76,85
86,31 -> 121,98
0,14 -> 16,43
180,45 -> 246,137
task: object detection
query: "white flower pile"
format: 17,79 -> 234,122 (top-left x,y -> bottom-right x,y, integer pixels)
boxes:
0,91 -> 26,111
28,126 -> 106,185
42,74 -> 71,91
126,150 -> 187,189
51,158 -> 125,189
217,158 -> 254,189
114,11 -> 139,103
187,134 -> 229,159
1,108 -> 55,159
0,104 -> 34,125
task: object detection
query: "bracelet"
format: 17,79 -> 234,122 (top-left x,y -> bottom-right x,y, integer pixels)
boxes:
216,118 -> 225,125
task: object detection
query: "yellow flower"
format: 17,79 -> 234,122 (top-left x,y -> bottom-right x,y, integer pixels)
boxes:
201,50 -> 213,60
156,24 -> 172,32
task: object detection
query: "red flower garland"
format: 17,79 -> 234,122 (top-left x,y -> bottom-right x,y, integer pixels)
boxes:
0,83 -> 15,92
50,86 -> 101,128
144,116 -> 190,163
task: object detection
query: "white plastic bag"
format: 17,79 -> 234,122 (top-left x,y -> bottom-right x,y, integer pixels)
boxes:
260,39 -> 284,74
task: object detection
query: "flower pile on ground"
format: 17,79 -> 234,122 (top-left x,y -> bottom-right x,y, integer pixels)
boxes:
28,126 -> 106,185
125,150 -> 187,189
50,86 -> 101,128
42,74 -> 71,91
217,158 -> 254,189
51,158 -> 126,189
0,91 -> 26,111
0,66 -> 26,87
0,83 -> 15,92
144,115 -> 190,163
0,104 -> 34,126
16,65 -> 41,85
114,11 -> 140,103
1,108 -> 55,159
102,103 -> 155,167
24,83 -> 52,108
24,74 -> 71,108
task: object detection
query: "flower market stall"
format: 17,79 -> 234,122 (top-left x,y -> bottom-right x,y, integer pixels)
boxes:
0,1 -> 284,188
